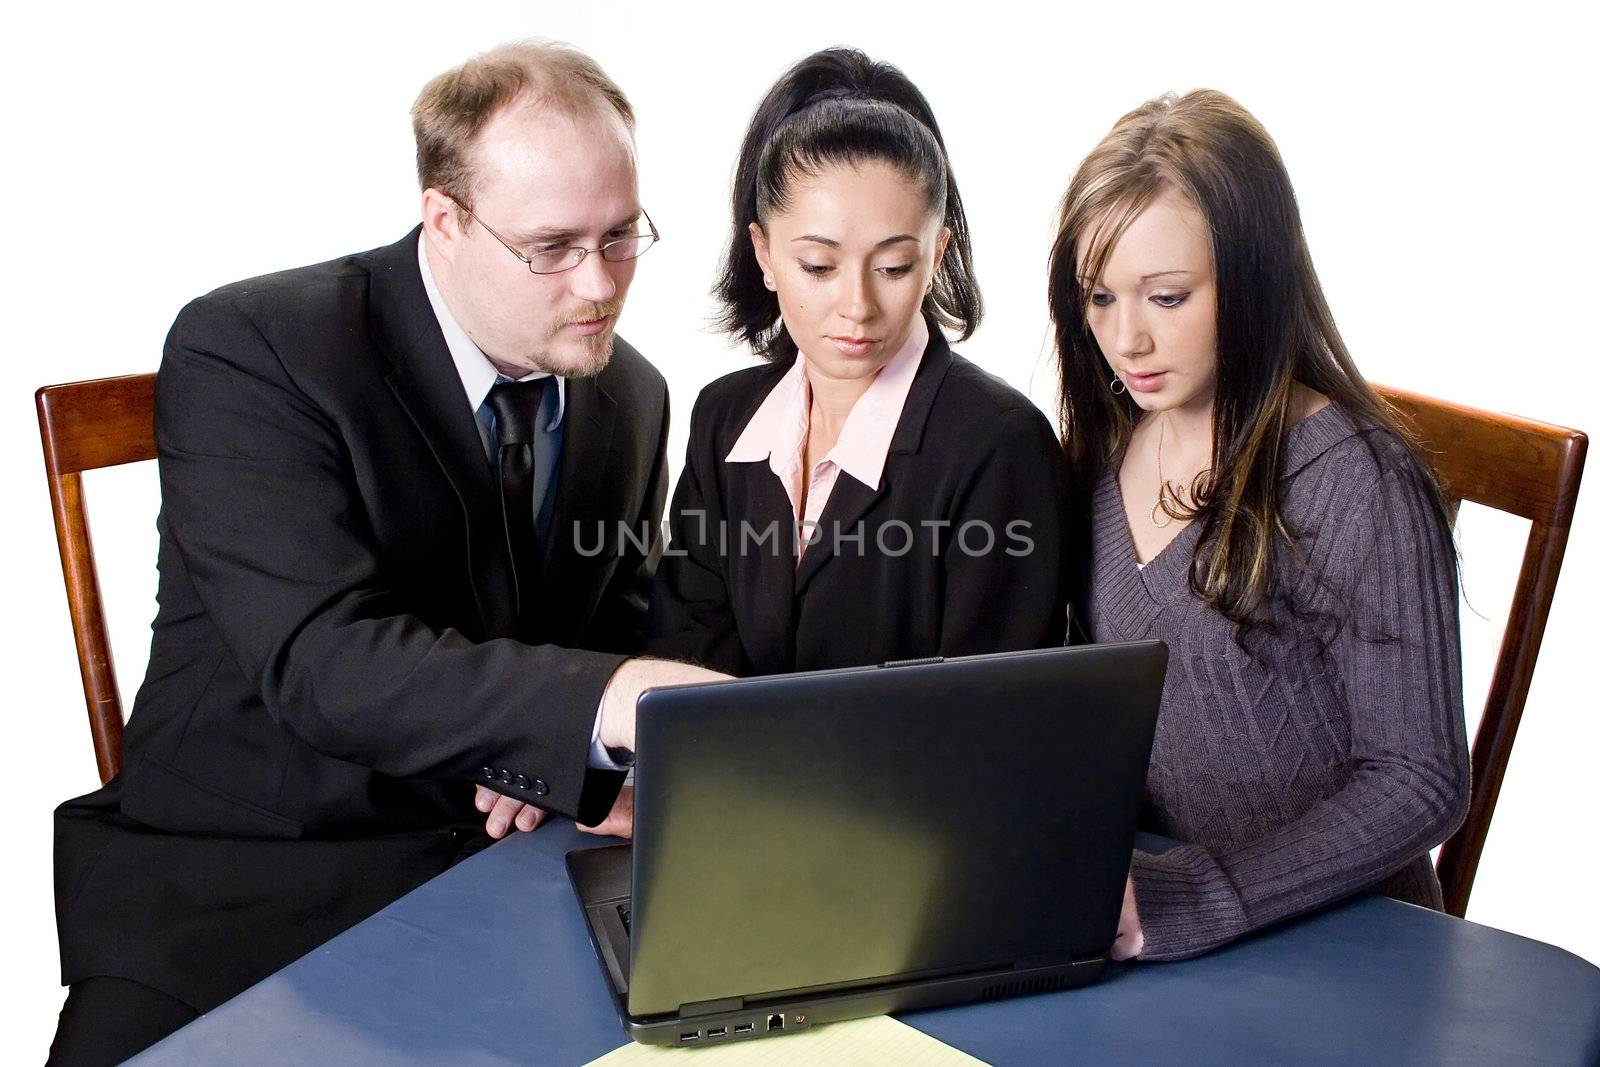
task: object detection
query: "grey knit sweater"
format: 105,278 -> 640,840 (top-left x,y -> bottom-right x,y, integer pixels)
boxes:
1086,403 -> 1470,961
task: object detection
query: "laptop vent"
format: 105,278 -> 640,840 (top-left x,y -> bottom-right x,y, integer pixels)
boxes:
979,974 -> 1074,1001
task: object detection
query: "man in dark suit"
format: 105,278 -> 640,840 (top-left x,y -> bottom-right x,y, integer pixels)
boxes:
48,41 -> 719,1065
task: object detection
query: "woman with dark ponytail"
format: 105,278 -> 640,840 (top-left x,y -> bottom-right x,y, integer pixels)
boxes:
646,48 -> 1068,675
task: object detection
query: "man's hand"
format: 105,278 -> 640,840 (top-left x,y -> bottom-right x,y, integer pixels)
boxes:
474,784 -> 548,839
474,658 -> 727,840
598,658 -> 732,756
1110,873 -> 1145,961
578,784 -> 634,839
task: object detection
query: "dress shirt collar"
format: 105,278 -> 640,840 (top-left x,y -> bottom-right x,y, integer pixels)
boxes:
725,313 -> 928,492
417,233 -> 566,427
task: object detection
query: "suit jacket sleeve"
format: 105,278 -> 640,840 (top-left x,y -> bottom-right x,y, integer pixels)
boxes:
155,293 -> 626,824
937,405 -> 1072,655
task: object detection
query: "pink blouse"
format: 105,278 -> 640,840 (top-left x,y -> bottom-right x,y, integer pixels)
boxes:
725,315 -> 929,560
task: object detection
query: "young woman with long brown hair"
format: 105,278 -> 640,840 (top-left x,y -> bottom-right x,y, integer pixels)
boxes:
1049,90 -> 1469,961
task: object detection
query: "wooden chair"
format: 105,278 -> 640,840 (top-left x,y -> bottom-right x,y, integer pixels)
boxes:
36,374 -> 157,785
1377,385 -> 1587,917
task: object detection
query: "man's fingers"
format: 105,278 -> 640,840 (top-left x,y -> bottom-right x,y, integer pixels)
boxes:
577,787 -> 634,839
577,815 -> 629,839
485,794 -> 525,838
481,789 -> 548,838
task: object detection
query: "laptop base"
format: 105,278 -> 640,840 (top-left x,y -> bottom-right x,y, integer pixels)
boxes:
568,844 -> 1109,1047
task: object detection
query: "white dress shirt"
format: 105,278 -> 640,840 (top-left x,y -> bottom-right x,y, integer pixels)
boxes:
417,235 -> 623,774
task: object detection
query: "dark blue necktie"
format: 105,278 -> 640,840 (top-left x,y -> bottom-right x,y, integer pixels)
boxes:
486,378 -> 547,618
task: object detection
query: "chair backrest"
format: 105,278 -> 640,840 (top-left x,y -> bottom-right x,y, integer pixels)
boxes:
36,374 -> 157,785
1377,384 -> 1587,917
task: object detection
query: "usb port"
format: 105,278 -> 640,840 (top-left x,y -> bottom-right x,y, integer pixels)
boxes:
734,1023 -> 756,1035
680,1031 -> 702,1043
707,1027 -> 728,1038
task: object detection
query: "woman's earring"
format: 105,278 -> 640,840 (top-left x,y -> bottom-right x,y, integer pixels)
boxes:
1110,375 -> 1127,395
763,275 -> 776,290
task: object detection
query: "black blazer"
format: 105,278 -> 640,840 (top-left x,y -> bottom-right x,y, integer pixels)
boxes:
645,327 -> 1070,675
54,228 -> 668,1010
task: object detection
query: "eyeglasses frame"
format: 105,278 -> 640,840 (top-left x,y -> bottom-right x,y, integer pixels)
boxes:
451,198 -> 659,275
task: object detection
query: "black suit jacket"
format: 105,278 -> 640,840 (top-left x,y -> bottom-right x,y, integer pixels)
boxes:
645,327 -> 1069,675
54,228 -> 668,1010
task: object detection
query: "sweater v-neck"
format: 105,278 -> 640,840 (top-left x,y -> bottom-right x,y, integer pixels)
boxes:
1090,402 -> 1361,636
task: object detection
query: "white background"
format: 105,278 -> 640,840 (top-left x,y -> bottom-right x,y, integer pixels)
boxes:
2,1 -> 1595,1055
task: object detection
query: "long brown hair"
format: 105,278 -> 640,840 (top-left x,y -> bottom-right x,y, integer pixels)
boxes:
1048,90 -> 1452,636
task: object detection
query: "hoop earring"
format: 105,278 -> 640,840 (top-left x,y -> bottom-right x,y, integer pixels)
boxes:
1110,376 -> 1127,395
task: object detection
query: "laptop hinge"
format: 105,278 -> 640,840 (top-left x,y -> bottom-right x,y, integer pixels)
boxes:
680,996 -> 744,1018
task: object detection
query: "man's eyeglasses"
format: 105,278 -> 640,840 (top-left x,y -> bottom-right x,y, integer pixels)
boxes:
454,200 -> 659,275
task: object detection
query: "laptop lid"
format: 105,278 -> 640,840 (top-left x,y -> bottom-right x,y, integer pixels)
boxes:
624,641 -> 1166,1019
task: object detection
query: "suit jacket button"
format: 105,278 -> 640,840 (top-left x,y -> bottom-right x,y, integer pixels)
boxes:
532,779 -> 549,797
479,767 -> 496,780
514,774 -> 531,790
497,769 -> 513,784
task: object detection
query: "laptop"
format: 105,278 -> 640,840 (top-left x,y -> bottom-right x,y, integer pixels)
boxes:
567,640 -> 1166,1046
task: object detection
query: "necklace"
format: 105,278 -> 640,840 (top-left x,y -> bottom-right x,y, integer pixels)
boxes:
1151,416 -> 1185,529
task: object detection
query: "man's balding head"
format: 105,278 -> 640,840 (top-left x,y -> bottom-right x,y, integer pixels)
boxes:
411,40 -> 635,208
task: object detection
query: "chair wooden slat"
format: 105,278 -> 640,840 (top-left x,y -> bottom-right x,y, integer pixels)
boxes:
36,373 -> 157,784
1381,385 -> 1584,525
37,374 -> 156,477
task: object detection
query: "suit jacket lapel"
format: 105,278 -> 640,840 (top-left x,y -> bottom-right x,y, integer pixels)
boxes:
792,325 -> 955,596
366,227 -> 518,636
792,469 -> 881,596
724,460 -> 800,672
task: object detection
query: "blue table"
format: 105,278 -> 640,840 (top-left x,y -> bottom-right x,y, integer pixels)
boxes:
133,821 -> 1600,1065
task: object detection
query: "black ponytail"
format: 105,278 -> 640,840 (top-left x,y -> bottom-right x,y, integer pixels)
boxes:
714,47 -> 982,362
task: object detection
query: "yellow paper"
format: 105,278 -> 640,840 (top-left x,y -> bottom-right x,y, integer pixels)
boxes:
580,1015 -> 989,1066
